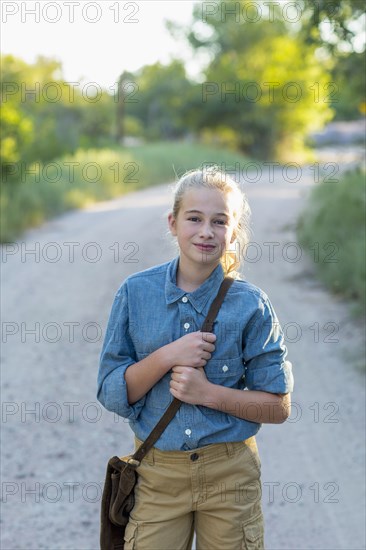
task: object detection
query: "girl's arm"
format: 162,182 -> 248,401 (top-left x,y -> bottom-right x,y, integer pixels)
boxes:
170,366 -> 291,423
126,331 -> 216,404
124,345 -> 174,404
97,280 -> 215,416
170,292 -> 294,423
205,383 -> 291,423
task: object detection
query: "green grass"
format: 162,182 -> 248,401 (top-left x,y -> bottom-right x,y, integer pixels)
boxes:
1,141 -> 253,243
1,148 -> 137,242
126,141 -> 255,185
296,167 -> 366,316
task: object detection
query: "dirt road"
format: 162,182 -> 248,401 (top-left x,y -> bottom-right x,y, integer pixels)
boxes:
1,165 -> 365,549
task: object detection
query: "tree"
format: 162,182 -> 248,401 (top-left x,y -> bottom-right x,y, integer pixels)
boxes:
0,54 -> 115,177
1,56 -> 34,178
330,51 -> 366,119
123,61 -> 195,140
0,102 -> 33,178
299,0 -> 365,52
298,1 -> 365,119
114,71 -> 137,143
176,1 -> 334,159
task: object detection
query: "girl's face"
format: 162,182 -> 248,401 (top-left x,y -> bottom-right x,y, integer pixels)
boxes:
168,187 -> 238,268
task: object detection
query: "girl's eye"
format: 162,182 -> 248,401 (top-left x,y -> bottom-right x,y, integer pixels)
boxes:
187,217 -> 227,225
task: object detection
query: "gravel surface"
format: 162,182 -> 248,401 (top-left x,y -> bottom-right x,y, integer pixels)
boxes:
1,164 -> 365,549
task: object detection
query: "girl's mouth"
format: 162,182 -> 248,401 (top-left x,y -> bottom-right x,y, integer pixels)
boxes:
194,244 -> 216,251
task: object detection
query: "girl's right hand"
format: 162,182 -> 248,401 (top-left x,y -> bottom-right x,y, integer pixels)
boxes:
167,331 -> 216,368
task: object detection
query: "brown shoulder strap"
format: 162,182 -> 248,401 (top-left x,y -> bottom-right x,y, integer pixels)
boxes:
132,276 -> 234,465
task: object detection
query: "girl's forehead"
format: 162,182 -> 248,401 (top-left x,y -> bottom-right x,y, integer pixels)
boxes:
180,187 -> 235,214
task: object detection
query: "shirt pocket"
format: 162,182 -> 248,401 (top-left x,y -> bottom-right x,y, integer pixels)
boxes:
204,356 -> 245,388
129,319 -> 173,355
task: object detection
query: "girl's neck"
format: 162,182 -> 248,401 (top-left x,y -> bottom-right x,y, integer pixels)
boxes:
176,256 -> 220,292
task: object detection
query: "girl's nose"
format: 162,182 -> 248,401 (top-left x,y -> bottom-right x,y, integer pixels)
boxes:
199,223 -> 214,238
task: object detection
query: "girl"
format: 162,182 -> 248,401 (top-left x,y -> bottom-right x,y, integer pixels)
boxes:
97,167 -> 294,550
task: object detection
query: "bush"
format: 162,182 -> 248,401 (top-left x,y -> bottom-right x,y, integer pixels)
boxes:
0,141 -> 253,242
297,168 -> 366,313
0,148 -> 136,242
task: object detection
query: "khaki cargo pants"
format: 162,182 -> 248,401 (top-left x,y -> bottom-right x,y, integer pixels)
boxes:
123,436 -> 264,550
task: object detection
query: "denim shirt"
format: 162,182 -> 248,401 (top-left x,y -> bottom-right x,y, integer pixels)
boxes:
97,256 -> 294,451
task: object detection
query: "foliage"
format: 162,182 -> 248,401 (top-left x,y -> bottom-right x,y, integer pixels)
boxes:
330,51 -> 366,119
1,102 -> 33,168
298,1 -> 365,120
1,1 -> 364,183
123,61 -> 195,140
297,168 -> 366,313
0,54 -> 115,179
1,56 -> 34,174
0,141 -> 253,242
183,1 -> 334,159
0,147 -> 136,242
127,140 -> 254,184
299,0 -> 365,52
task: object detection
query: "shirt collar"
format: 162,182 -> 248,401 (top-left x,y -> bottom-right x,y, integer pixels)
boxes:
165,255 -> 224,313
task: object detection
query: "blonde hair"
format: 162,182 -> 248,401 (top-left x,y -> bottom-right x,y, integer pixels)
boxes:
168,166 -> 252,279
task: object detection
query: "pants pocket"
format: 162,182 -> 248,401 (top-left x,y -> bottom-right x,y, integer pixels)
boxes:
241,510 -> 265,550
124,519 -> 138,550
243,437 -> 262,477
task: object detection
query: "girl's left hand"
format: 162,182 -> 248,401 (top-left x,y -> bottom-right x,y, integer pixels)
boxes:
169,366 -> 212,405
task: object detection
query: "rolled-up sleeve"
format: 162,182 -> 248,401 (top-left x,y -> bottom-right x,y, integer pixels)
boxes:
243,295 -> 294,394
97,282 -> 146,419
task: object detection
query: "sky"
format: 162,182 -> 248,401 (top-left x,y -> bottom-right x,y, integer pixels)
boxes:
1,1 -> 201,88
2,0 -> 365,88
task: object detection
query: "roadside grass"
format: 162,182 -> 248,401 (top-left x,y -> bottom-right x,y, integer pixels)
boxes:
0,141 -> 253,243
126,141 -> 255,185
296,167 -> 366,317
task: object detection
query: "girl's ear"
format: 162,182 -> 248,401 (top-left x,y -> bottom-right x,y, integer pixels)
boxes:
168,212 -> 177,236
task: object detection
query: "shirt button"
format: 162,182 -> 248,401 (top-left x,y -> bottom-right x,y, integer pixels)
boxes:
222,365 -> 229,372
184,322 -> 190,330
182,296 -> 188,303
185,429 -> 192,436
